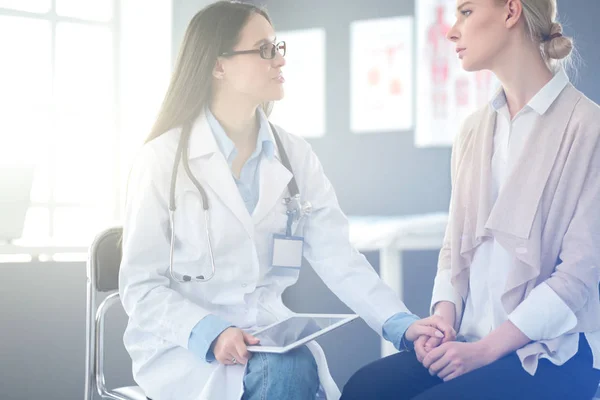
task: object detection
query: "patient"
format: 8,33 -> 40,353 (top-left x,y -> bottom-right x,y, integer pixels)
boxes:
341,0 -> 600,399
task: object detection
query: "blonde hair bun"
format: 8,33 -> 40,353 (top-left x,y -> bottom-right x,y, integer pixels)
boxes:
544,22 -> 573,60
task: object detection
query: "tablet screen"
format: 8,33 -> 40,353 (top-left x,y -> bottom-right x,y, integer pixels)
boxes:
251,316 -> 354,348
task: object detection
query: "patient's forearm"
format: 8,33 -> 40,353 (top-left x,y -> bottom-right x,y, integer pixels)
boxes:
433,301 -> 456,329
479,320 -> 531,361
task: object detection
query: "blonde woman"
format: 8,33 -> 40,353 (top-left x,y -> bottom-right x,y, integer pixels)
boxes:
342,0 -> 600,399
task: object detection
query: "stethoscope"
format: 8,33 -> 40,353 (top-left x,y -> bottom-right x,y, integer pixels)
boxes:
167,120 -> 311,283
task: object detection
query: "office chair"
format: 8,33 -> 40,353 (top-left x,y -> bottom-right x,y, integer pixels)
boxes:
84,226 -> 147,400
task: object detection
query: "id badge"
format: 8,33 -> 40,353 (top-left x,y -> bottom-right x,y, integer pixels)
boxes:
271,233 -> 304,269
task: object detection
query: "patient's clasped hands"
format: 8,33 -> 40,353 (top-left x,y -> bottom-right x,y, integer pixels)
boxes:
410,301 -> 497,382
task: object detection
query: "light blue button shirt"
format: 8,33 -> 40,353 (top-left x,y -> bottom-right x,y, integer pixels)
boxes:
206,106 -> 275,214
188,107 -> 275,361
382,312 -> 421,351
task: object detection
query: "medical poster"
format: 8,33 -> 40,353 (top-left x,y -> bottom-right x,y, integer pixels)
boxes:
415,0 -> 499,147
269,28 -> 326,138
350,16 -> 414,134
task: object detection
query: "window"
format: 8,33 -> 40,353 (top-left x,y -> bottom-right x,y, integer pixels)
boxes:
0,0 -> 51,13
0,1 -> 172,251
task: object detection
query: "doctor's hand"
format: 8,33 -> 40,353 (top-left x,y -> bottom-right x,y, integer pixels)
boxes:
404,315 -> 456,344
212,328 -> 260,366
415,301 -> 457,362
414,335 -> 435,363
415,334 -> 455,363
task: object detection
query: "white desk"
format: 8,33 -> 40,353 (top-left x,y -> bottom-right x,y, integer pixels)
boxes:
348,212 -> 448,357
0,242 -> 88,262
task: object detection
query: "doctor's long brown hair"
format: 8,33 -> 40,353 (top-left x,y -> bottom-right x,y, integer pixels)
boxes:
118,1 -> 272,247
145,1 -> 272,144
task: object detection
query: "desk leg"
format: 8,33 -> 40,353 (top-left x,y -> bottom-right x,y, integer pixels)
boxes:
379,247 -> 403,358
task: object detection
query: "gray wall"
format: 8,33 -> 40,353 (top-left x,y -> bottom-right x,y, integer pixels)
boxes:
257,0 -> 453,217
0,262 -> 132,400
1,1 -> 599,399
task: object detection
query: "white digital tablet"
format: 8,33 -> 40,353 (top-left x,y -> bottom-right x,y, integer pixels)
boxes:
246,314 -> 359,354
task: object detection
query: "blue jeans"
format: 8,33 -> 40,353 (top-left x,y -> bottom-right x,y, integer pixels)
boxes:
242,345 -> 320,400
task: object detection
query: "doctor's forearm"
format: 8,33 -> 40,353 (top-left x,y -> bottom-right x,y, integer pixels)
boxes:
382,312 -> 420,350
188,314 -> 233,362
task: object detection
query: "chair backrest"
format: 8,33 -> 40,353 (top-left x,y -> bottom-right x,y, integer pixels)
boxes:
85,226 -> 124,400
89,226 -> 123,292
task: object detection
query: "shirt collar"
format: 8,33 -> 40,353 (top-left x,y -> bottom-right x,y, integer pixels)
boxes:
490,68 -> 570,116
205,106 -> 274,162
255,107 -> 275,160
527,68 -> 570,115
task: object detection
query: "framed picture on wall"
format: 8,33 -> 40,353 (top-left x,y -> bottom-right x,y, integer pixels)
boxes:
350,16 -> 414,134
414,0 -> 500,147
268,28 -> 326,138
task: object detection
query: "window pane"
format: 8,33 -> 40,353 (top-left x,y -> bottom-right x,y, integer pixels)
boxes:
56,0 -> 113,22
53,112 -> 115,205
29,151 -> 51,204
21,207 -> 49,242
55,22 -> 113,114
0,17 -> 52,190
0,16 -> 52,107
0,106 -> 52,175
53,206 -> 113,245
0,0 -> 51,13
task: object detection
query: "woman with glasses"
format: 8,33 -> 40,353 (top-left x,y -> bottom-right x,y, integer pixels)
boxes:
118,2 -> 454,400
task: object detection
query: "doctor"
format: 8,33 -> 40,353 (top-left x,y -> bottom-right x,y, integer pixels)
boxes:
119,2 -> 454,400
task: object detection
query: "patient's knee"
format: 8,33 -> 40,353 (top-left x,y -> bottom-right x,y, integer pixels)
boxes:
341,365 -> 377,399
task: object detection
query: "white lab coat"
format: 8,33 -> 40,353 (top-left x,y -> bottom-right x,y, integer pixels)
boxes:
119,112 -> 409,400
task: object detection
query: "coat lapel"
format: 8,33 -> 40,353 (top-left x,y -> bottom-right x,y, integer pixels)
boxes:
252,125 -> 293,226
486,85 -> 581,240
449,106 -> 496,300
488,85 -> 582,304
456,105 -> 496,258
186,113 -> 254,238
475,107 -> 495,240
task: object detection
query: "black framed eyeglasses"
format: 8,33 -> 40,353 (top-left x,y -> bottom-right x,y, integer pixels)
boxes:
221,41 -> 286,60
